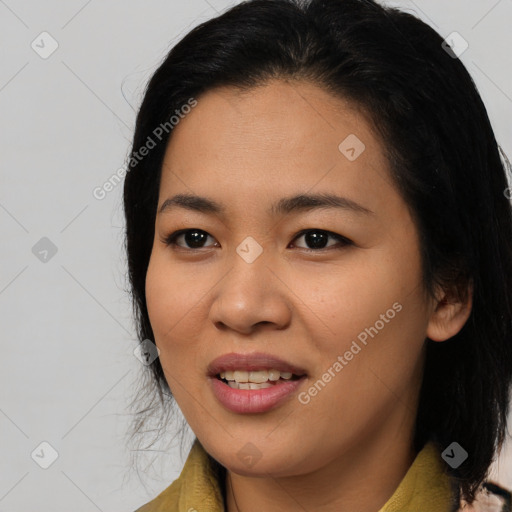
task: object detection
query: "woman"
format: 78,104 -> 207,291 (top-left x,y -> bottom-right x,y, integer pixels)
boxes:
123,0 -> 512,510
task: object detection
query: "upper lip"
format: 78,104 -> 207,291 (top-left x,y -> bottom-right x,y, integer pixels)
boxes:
207,352 -> 308,377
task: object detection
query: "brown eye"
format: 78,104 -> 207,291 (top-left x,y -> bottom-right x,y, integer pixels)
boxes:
162,228 -> 352,252
291,229 -> 352,251
163,229 -> 217,249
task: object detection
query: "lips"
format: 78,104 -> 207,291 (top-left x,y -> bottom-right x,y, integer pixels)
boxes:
209,375 -> 306,413
207,352 -> 308,377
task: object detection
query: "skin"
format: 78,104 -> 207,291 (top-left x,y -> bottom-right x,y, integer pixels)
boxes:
145,79 -> 472,512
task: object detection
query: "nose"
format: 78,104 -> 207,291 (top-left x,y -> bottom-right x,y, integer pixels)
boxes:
208,250 -> 292,335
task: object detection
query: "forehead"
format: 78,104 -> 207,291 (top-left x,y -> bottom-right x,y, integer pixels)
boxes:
158,79 -> 393,214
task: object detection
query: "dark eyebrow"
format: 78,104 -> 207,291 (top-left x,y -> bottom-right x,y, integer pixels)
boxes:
157,192 -> 375,217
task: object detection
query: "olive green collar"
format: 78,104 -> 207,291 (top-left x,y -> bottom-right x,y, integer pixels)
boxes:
135,439 -> 458,512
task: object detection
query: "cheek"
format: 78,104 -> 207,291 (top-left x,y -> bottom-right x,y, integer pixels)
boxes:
303,259 -> 406,348
144,251 -> 215,382
145,253 -> 174,337
145,251 -> 203,338
295,285 -> 426,447
306,246 -> 427,390
145,253 -> 193,366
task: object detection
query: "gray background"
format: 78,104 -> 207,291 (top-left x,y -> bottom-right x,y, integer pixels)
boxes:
1,0 -> 511,510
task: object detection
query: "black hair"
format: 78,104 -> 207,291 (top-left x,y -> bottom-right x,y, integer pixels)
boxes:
123,0 -> 512,506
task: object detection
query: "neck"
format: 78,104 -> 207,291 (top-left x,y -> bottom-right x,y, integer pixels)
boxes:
224,423 -> 417,512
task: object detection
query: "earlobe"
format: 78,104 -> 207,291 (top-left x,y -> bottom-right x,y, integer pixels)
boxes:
426,281 -> 473,342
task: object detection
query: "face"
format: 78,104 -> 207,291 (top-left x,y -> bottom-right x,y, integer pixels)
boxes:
145,79 -> 438,477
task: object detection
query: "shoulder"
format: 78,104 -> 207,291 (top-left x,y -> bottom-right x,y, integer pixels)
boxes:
133,479 -> 182,512
132,440 -> 225,512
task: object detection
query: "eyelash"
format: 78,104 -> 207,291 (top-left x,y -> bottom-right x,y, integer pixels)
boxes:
162,228 -> 352,253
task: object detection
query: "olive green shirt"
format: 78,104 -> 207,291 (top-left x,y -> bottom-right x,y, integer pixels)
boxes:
134,439 -> 461,512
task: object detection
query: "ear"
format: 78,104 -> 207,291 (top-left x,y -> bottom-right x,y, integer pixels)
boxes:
426,279 -> 473,342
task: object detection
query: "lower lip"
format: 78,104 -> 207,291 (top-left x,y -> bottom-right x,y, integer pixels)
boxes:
209,376 -> 306,414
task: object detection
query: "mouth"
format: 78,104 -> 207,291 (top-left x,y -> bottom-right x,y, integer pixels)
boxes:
215,369 -> 304,390
208,370 -> 307,414
207,352 -> 308,413
207,351 -> 308,380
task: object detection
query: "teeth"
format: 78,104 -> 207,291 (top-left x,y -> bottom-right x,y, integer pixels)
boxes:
227,381 -> 273,390
233,370 -> 249,382
219,369 -> 296,384
268,370 -> 281,381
